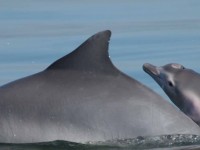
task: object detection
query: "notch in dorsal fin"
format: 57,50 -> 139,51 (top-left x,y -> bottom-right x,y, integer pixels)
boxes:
46,30 -> 119,74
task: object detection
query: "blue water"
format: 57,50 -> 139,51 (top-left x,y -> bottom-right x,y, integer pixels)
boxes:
0,0 -> 200,149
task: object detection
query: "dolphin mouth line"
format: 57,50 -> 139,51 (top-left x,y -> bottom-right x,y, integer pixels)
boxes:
143,63 -> 164,87
143,65 -> 153,76
143,63 -> 159,77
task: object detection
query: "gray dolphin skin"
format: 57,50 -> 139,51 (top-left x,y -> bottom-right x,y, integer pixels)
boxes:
143,63 -> 200,126
0,31 -> 200,143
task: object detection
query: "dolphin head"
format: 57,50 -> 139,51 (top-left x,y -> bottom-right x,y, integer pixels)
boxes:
143,63 -> 200,125
143,63 -> 187,109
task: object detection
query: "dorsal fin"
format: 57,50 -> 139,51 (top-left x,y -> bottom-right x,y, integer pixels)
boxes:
46,30 -> 119,74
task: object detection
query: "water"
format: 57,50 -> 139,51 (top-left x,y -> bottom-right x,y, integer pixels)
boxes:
1,134 -> 200,150
0,0 -> 200,149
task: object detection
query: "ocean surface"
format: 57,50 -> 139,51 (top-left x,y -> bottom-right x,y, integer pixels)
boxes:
0,0 -> 200,149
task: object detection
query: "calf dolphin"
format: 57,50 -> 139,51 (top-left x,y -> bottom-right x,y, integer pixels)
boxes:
143,63 -> 200,126
0,31 -> 200,143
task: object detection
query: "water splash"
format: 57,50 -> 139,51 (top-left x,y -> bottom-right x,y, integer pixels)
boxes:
91,134 -> 200,149
1,134 -> 200,150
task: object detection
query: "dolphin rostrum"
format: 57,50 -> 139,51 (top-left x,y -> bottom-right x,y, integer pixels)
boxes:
0,31 -> 200,143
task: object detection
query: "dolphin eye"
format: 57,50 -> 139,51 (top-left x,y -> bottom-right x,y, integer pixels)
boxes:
168,81 -> 173,87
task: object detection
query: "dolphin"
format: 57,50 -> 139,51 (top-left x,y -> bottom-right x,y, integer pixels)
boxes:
0,30 -> 200,143
143,63 -> 200,126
